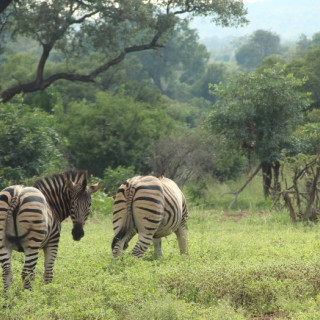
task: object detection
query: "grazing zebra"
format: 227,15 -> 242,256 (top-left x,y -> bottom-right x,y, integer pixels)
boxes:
0,170 -> 101,291
112,175 -> 188,258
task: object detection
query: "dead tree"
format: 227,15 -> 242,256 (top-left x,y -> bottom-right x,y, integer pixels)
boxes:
281,156 -> 320,222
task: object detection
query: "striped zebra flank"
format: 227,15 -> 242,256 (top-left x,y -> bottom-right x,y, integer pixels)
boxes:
0,170 -> 102,291
112,175 -> 189,258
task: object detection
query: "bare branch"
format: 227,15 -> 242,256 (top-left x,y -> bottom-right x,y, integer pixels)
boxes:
304,166 -> 320,220
282,191 -> 297,222
1,35 -> 163,102
69,10 -> 99,24
227,163 -> 262,208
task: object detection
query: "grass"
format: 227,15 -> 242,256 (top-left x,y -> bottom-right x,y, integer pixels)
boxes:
1,181 -> 320,319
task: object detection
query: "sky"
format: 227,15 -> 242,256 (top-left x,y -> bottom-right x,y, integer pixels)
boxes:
190,0 -> 320,41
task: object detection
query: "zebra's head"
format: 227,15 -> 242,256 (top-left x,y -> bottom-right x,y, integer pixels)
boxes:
66,173 -> 102,241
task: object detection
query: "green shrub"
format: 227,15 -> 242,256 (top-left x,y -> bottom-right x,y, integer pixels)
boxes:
103,165 -> 135,197
0,102 -> 66,189
91,190 -> 114,216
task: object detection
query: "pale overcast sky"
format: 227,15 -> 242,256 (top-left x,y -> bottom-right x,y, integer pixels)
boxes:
191,0 -> 320,41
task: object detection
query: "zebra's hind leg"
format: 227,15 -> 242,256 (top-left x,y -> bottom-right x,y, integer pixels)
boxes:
152,238 -> 163,257
43,242 -> 59,284
175,226 -> 188,254
0,248 -> 13,291
131,234 -> 153,258
21,250 -> 40,290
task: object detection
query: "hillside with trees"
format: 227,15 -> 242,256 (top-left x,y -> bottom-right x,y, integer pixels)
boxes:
0,0 -> 319,212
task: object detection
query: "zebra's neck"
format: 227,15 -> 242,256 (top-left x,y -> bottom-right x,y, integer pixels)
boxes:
45,190 -> 71,222
34,175 -> 72,222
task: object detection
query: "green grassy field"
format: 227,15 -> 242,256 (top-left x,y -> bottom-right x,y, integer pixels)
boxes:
1,209 -> 320,319
1,176 -> 320,319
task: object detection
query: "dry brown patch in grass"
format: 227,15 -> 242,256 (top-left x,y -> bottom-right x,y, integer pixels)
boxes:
219,210 -> 249,222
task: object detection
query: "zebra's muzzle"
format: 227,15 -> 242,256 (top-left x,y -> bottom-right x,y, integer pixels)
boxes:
72,223 -> 84,241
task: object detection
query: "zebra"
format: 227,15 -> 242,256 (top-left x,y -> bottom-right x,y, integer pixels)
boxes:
0,170 -> 102,291
112,175 -> 188,258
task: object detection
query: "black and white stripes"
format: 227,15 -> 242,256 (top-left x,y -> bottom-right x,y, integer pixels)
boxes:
0,170 -> 101,291
112,176 -> 188,258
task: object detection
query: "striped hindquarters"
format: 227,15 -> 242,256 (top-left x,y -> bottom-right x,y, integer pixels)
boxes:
111,176 -> 189,257
0,185 -> 61,290
1,185 -> 51,251
112,176 -> 165,256
154,177 -> 187,237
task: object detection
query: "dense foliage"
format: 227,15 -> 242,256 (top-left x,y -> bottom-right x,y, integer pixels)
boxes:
0,0 -> 319,202
0,0 -> 248,102
0,102 -> 66,188
56,91 -> 178,177
207,66 -> 311,162
235,30 -> 281,69
206,66 -> 312,196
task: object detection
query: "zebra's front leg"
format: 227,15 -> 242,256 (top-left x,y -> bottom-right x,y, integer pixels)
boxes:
1,248 -> 13,291
43,242 -> 59,284
22,250 -> 39,290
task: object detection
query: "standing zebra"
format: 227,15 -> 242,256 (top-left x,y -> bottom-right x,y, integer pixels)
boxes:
0,170 -> 101,291
112,175 -> 188,258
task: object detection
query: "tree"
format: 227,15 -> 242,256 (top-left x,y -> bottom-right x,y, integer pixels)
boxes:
56,91 -> 178,177
235,30 -> 281,69
191,62 -> 229,102
0,0 -> 248,103
0,102 -> 66,189
206,66 -> 311,198
149,129 -> 217,187
296,34 -> 311,56
137,20 -> 209,93
296,32 -> 320,56
286,47 -> 320,110
281,154 -> 320,222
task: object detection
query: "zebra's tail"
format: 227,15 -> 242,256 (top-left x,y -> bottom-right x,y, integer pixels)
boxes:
5,192 -> 28,251
111,184 -> 136,252
5,195 -> 19,241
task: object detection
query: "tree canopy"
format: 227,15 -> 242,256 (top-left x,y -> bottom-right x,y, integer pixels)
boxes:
0,101 -> 66,188
235,30 -> 281,69
56,90 -> 181,177
206,66 -> 312,196
0,0 -> 248,103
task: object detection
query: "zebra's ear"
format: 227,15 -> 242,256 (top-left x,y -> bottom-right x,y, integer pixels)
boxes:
88,182 -> 103,195
80,170 -> 88,190
65,179 -> 76,192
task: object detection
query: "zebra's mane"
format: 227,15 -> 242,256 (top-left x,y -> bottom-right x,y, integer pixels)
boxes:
33,170 -> 88,221
34,170 -> 88,189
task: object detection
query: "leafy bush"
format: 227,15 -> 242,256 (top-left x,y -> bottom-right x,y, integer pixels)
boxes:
56,91 -> 177,177
0,102 -> 66,189
103,165 -> 135,197
91,190 -> 114,216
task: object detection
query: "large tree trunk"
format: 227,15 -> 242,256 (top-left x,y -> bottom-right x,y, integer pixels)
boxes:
261,161 -> 281,198
262,162 -> 272,197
